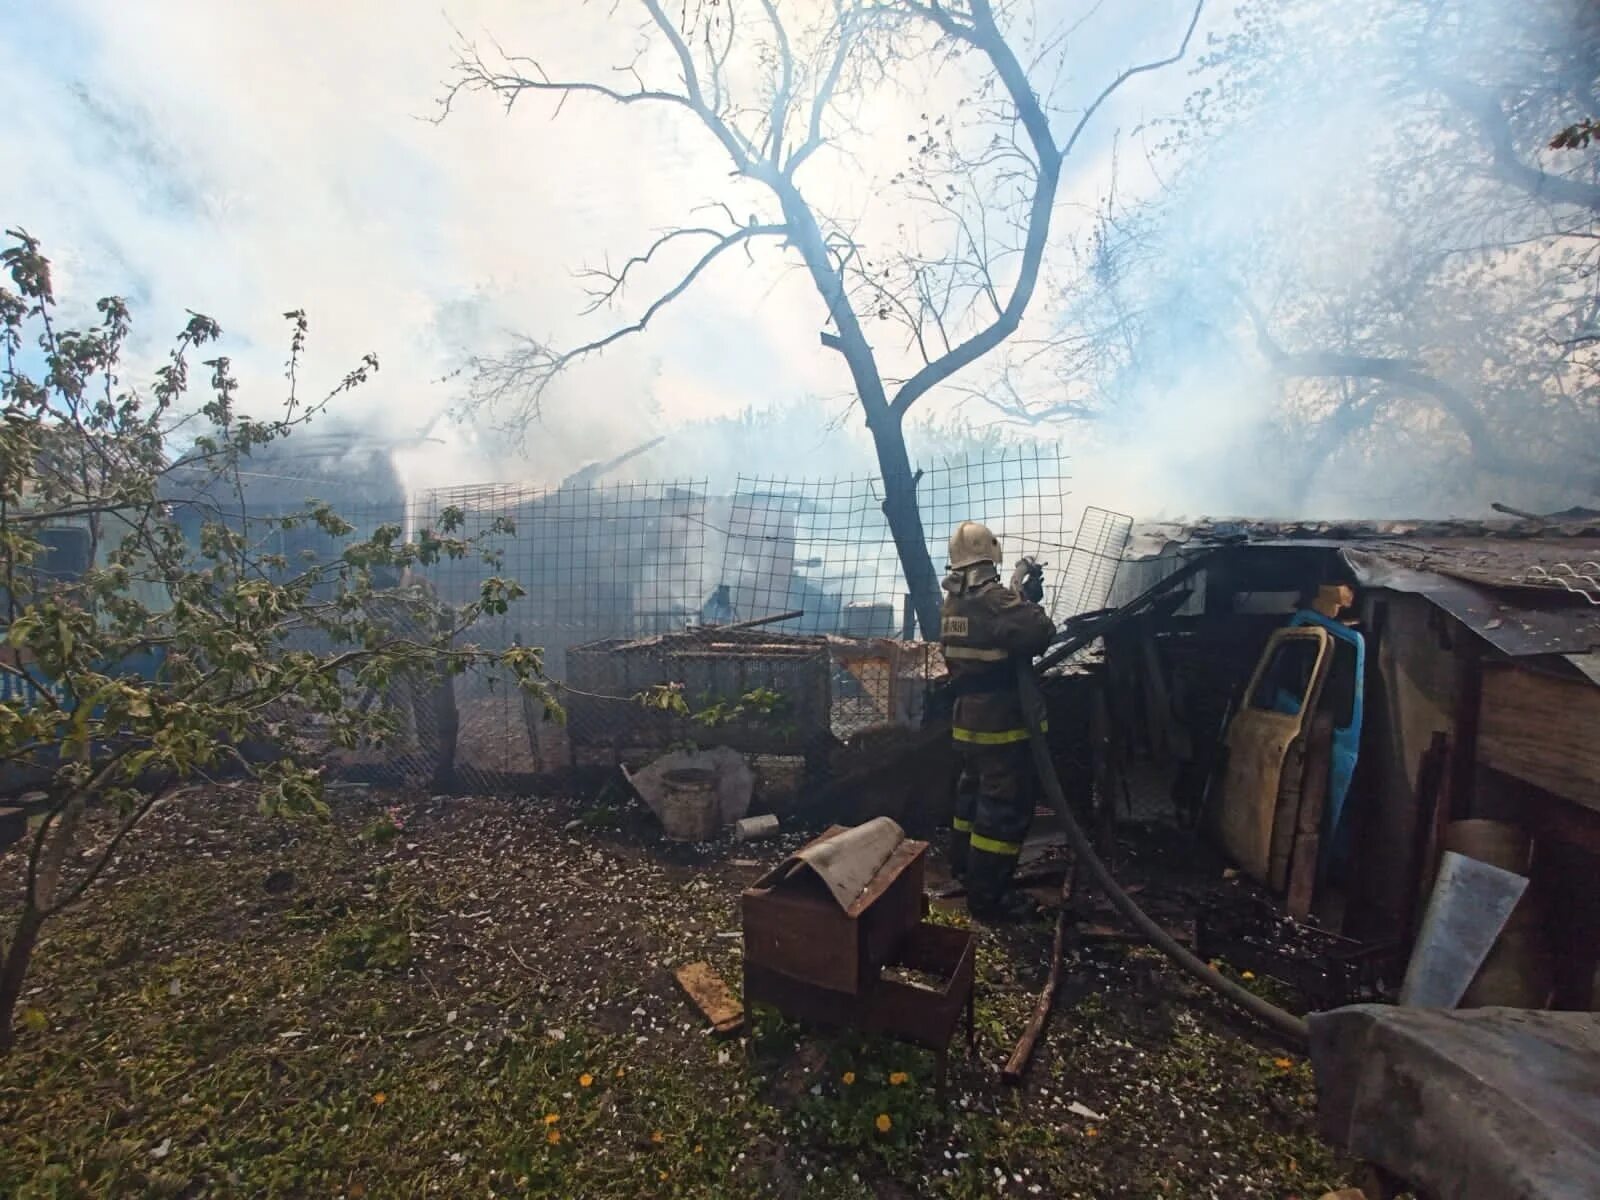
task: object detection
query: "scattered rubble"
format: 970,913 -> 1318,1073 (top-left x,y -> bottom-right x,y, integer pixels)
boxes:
623,745 -> 753,841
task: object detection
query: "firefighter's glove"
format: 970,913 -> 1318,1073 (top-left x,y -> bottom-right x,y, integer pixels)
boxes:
1011,556 -> 1046,604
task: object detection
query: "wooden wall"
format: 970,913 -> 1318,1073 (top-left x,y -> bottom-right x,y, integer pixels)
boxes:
1479,666 -> 1600,812
1347,592 -> 1464,937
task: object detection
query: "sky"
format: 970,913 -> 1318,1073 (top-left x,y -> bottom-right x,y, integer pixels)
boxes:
1,0 -> 1213,507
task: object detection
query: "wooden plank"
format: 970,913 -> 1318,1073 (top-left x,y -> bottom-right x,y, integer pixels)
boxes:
1405,733 -> 1453,943
1138,624 -> 1173,760
1285,715 -> 1335,921
1478,666 -> 1600,812
672,962 -> 744,1036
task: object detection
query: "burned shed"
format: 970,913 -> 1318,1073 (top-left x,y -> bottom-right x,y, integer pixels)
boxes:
162,434 -> 411,592
1107,515 -> 1600,1011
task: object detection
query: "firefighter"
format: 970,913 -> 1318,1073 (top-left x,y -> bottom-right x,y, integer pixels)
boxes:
940,521 -> 1056,922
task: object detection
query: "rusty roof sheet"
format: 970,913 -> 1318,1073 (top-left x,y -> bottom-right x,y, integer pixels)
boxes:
1339,548 -> 1600,657
1334,536 -> 1600,593
1174,512 -> 1600,544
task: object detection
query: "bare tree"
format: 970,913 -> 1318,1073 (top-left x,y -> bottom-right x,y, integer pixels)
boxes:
436,0 -> 1204,633
1027,0 -> 1600,512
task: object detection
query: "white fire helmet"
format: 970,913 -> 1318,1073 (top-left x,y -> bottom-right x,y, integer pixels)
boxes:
948,520 -> 1002,569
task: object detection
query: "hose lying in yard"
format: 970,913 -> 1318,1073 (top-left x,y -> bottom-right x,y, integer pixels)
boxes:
1016,663 -> 1312,1048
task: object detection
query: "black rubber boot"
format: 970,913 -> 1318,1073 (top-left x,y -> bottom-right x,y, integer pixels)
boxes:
966,847 -> 1040,922
971,889 -> 1042,924
950,829 -> 971,880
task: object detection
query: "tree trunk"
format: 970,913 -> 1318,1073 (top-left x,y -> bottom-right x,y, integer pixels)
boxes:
0,904 -> 44,1055
870,416 -> 942,639
768,182 -> 943,639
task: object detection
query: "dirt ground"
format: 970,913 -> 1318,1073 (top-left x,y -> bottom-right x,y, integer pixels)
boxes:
0,782 -> 1355,1198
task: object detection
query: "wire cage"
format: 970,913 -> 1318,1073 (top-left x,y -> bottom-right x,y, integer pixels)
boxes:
565,628 -> 833,765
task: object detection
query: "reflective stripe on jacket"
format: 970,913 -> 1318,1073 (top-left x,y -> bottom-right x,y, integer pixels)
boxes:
938,564 -> 1055,738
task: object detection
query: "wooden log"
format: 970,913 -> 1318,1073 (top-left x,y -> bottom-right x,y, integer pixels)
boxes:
1002,860 -> 1078,1085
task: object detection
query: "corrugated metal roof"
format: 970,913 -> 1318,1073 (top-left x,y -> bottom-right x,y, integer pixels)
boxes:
1158,513 -> 1600,545
1339,548 -> 1600,657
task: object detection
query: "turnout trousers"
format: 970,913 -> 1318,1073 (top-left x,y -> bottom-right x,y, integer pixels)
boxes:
953,742 -> 1036,912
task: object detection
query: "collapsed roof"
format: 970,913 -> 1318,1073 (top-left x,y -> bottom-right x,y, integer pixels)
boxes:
1117,513 -> 1600,670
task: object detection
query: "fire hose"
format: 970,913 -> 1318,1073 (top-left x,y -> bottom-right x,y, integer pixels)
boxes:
1015,660 -> 1311,1048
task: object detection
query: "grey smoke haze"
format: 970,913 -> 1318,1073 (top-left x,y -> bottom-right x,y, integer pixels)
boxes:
1051,0 -> 1600,518
3,1 -> 1592,519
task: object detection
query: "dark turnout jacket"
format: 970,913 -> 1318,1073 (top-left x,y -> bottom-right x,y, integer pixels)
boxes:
938,565 -> 1056,744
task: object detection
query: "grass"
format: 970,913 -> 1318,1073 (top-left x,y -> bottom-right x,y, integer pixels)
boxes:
0,789 -> 1354,1198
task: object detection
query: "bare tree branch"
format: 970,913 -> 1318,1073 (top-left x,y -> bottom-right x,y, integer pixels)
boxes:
1437,77 -> 1600,214
787,2 -> 869,179
889,0 -> 1205,418
576,225 -> 772,314
758,0 -> 795,166
1235,287 -> 1549,479
468,222 -> 787,425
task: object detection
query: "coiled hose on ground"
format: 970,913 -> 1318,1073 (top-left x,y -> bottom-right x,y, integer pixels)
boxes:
1016,662 -> 1311,1046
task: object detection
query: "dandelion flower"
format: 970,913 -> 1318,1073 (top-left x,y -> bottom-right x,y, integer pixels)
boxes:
875,1113 -> 893,1134
579,1073 -> 594,1088
1085,1126 -> 1100,1138
372,1092 -> 387,1106
658,1170 -> 670,1181
651,1130 -> 664,1144
694,1144 -> 703,1154
543,1113 -> 560,1125
1274,1057 -> 1293,1070
546,1129 -> 561,1146
888,1071 -> 909,1086
1241,970 -> 1256,981
842,1071 -> 856,1086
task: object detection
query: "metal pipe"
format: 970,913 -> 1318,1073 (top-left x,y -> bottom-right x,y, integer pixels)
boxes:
720,610 -> 804,631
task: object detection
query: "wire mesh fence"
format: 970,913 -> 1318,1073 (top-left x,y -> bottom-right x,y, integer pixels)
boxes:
718,448 -> 1075,640
413,479 -> 711,785
243,450 -> 1125,793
